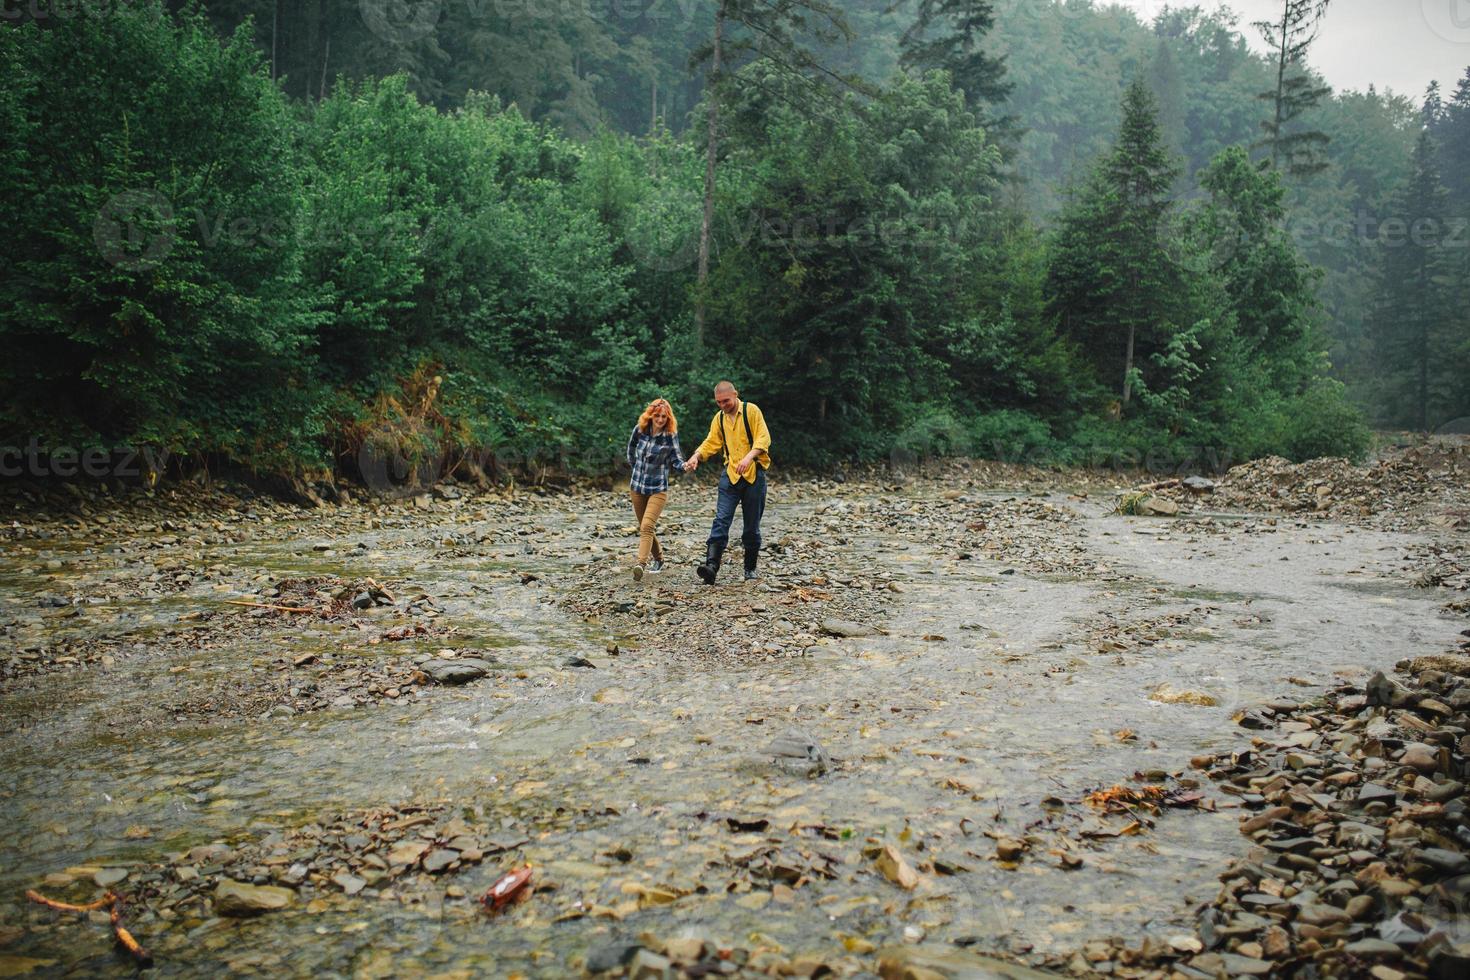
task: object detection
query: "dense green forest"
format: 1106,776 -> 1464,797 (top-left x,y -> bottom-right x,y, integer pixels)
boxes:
2,1 -> 1468,488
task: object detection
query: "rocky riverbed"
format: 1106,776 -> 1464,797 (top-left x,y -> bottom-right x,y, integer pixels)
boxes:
1,454 -> 1467,977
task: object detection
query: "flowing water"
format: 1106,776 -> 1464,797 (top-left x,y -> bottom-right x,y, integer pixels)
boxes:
0,481 -> 1461,976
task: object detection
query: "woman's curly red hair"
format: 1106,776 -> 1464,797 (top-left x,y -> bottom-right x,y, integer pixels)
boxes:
637,398 -> 677,434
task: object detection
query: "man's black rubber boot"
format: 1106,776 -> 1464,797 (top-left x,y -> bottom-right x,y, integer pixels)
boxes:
697,541 -> 725,585
743,549 -> 759,581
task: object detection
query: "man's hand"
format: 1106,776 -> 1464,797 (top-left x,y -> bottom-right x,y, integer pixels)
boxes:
735,451 -> 756,476
684,455 -> 699,472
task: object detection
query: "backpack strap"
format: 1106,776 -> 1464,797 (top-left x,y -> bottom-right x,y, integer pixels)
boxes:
717,403 -> 754,466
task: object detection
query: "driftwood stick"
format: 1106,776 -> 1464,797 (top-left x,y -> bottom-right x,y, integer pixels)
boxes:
24,889 -> 113,912
25,890 -> 153,967
110,898 -> 154,967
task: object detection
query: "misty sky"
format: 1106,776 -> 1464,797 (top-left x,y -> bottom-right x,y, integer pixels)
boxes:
1118,0 -> 1470,99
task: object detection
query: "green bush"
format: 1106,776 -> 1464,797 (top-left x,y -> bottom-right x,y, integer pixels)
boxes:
1279,379 -> 1372,462
966,410 -> 1061,467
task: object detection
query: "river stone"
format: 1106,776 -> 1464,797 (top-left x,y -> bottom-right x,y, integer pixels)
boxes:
1337,821 -> 1384,848
1215,952 -> 1272,975
819,618 -> 877,638
1297,903 -> 1351,927
423,658 -> 494,685
1136,495 -> 1180,516
1366,672 -> 1417,708
331,873 -> 366,896
1377,912 -> 1428,946
93,867 -> 129,888
1428,944 -> 1470,980
1400,743 -> 1439,773
875,945 -> 1061,979
1417,848 -> 1470,875
1345,939 -> 1403,958
422,848 -> 457,874
1427,780 -> 1463,803
1357,783 -> 1396,806
627,948 -> 672,979
585,943 -> 641,974
387,841 -> 429,867
214,879 -> 295,916
768,729 -> 830,777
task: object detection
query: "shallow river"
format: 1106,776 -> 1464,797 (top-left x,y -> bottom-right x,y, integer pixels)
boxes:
0,480 -> 1461,976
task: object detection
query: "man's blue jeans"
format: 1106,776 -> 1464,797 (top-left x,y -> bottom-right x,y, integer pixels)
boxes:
708,467 -> 766,556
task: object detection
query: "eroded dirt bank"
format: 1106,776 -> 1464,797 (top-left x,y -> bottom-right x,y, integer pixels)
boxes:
1,455 -> 1467,977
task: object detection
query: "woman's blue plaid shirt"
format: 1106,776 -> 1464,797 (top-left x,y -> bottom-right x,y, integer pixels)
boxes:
626,426 -> 687,494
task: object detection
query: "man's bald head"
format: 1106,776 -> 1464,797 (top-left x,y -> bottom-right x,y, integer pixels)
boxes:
713,381 -> 739,415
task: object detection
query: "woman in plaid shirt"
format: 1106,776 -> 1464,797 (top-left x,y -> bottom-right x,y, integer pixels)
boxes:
626,398 -> 687,581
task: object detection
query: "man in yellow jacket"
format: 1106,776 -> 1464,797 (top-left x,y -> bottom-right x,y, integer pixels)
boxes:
683,380 -> 772,583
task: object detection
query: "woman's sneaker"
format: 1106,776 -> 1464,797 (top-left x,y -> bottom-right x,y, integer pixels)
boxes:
632,564 -> 645,582
647,558 -> 664,573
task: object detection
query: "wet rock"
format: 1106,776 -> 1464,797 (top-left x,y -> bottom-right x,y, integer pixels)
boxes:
1357,783 -> 1397,806
1296,904 -> 1351,928
586,944 -> 641,974
627,948 -> 672,979
1428,944 -> 1470,980
1377,911 -> 1429,946
1137,496 -> 1180,516
1417,848 -> 1470,876
875,844 -> 920,890
876,946 -> 1060,979
214,879 -> 295,916
331,873 -> 366,895
819,618 -> 877,638
767,729 -> 829,777
1367,671 -> 1418,708
995,838 -> 1026,862
1214,952 -> 1272,975
1345,938 -> 1403,958
387,841 -> 429,867
1400,742 -> 1440,773
421,658 -> 494,685
93,867 -> 128,888
422,848 -> 457,874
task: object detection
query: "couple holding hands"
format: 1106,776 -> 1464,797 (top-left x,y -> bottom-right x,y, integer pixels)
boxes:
625,380 -> 771,585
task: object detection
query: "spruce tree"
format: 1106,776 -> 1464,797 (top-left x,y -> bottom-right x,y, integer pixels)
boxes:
690,0 -> 856,342
1253,0 -> 1332,177
1148,37 -> 1187,171
1048,79 -> 1183,409
897,0 -> 1014,133
1369,130 -> 1454,430
1444,69 -> 1470,424
1440,68 -> 1470,218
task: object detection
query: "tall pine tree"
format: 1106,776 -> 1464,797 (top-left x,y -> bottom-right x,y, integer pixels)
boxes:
897,1 -> 1013,134
1048,78 -> 1184,410
1369,129 -> 1454,430
1254,0 -> 1332,177
691,0 -> 856,342
1435,68 -> 1470,427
